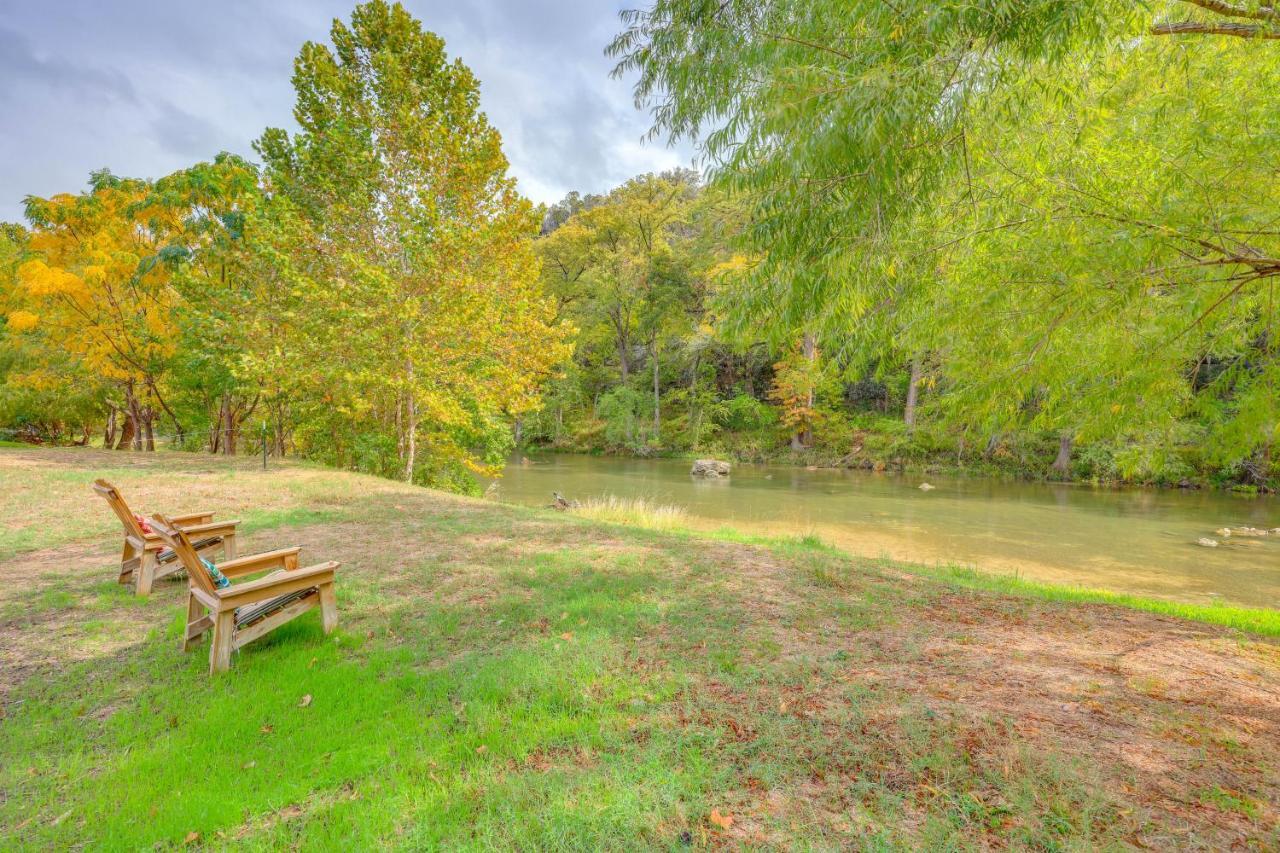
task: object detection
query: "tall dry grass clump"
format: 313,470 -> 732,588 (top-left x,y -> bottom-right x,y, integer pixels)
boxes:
569,495 -> 688,531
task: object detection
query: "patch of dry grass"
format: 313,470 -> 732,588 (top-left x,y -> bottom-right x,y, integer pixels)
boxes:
568,494 -> 689,530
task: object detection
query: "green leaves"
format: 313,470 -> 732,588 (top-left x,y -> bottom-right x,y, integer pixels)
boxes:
251,1 -> 569,484
612,0 -> 1280,478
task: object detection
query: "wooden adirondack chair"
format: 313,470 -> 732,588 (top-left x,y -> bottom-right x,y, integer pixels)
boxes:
92,479 -> 240,596
149,514 -> 339,674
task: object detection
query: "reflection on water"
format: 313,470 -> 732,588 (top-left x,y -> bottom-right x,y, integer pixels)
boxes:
488,454 -> 1280,609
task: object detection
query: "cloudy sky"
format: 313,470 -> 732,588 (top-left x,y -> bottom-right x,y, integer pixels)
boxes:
0,0 -> 693,223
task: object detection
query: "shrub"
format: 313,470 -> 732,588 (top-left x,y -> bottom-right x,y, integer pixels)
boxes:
715,393 -> 777,432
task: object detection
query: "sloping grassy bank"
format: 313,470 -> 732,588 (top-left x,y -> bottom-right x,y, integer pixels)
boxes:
569,499 -> 1280,638
1,448 -> 1277,849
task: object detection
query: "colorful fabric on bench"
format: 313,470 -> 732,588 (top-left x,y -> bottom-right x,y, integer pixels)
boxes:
200,556 -> 230,589
235,588 -> 317,628
157,536 -> 223,565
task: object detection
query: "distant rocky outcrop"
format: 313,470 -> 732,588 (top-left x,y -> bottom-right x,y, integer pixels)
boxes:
691,459 -> 731,478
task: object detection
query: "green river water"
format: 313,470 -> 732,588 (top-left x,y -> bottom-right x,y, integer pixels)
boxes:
490,454 -> 1280,610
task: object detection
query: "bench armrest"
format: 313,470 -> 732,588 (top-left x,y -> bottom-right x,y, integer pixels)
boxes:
215,561 -> 339,608
216,546 -> 302,578
170,511 -> 215,525
177,519 -> 241,537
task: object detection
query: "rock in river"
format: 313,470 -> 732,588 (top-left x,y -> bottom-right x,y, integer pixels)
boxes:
691,459 -> 731,478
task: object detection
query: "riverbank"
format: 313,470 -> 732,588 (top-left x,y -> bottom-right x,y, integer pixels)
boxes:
568,508 -> 1280,639
2,447 -> 1278,847
529,415 -> 1278,494
492,453 -> 1280,610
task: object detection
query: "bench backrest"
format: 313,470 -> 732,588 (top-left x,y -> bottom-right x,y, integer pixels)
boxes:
149,514 -> 219,597
92,479 -> 147,541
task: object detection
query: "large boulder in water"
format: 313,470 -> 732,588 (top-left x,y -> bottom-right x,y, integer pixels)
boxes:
691,459 -> 731,478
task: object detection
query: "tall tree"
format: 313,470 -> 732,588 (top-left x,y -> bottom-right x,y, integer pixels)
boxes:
255,0 -> 569,486
149,153 -> 271,455
1,223 -> 104,443
14,172 -> 181,449
536,171 -> 699,447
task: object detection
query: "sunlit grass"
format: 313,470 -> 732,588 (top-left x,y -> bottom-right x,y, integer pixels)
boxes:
568,495 -> 688,530
912,562 -> 1280,638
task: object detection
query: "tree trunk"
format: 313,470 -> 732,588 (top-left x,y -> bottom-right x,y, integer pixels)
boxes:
395,394 -> 405,459
274,402 -> 287,457
789,332 -> 817,450
103,408 -> 117,449
689,352 -> 702,448
800,333 -> 816,447
618,338 -> 630,381
904,357 -> 922,430
115,411 -> 136,450
513,416 -> 523,447
119,383 -> 142,450
651,339 -> 661,437
1052,432 -> 1073,475
403,358 -> 418,483
221,397 -> 234,455
143,413 -> 155,451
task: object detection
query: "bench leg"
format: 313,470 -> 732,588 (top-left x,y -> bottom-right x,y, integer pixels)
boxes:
118,540 -> 134,585
182,593 -> 209,652
319,583 -> 338,634
209,611 -> 235,674
135,550 -> 157,596
223,532 -> 238,560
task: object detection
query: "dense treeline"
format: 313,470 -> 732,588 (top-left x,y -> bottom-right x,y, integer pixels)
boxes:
0,2 -> 567,492
526,169 -> 1257,487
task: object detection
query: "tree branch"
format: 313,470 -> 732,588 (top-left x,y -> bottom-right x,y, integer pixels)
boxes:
1151,20 -> 1280,37
1180,0 -> 1280,22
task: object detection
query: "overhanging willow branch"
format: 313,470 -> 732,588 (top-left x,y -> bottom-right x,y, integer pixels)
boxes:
1151,20 -> 1280,38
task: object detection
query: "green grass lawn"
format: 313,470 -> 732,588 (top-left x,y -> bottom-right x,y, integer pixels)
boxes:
1,447 -> 1278,849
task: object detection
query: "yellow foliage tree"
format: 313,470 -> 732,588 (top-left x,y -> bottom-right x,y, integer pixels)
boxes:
16,171 -> 181,449
255,2 -> 571,486
768,335 -> 823,450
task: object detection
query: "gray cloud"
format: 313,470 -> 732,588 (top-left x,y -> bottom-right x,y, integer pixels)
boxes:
0,26 -> 136,103
0,1 -> 693,222
149,100 -> 237,160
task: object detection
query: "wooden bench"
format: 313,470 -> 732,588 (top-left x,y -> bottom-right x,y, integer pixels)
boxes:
92,479 -> 240,595
149,514 -> 339,674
